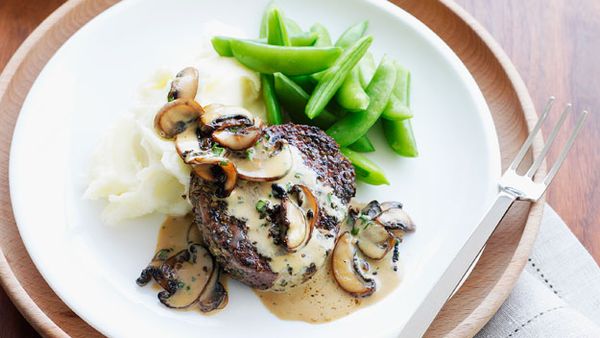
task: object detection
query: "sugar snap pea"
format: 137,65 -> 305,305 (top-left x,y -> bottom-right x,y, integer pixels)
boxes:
267,8 -> 291,46
358,52 -> 376,88
261,74 -> 284,125
273,73 -> 337,129
348,135 -> 375,152
229,40 -> 342,76
335,21 -> 369,49
310,23 -> 333,47
382,64 -> 418,156
382,63 -> 412,120
211,34 -> 318,57
341,148 -> 389,185
305,35 -> 373,118
326,55 -> 397,146
336,66 -> 370,111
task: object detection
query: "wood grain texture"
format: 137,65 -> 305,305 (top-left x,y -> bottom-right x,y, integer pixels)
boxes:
0,0 -> 591,337
454,0 -> 600,266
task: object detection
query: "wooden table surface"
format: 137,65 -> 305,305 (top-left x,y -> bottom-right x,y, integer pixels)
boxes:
1,0 -> 598,336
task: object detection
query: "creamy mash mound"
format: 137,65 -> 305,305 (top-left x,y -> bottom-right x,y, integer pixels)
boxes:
85,22 -> 265,224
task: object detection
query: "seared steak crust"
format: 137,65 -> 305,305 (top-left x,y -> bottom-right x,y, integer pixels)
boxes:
189,124 -> 355,290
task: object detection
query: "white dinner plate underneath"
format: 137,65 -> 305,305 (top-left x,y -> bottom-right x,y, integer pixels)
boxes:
9,0 -> 500,336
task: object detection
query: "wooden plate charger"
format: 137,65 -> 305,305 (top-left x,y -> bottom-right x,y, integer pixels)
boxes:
0,0 -> 545,337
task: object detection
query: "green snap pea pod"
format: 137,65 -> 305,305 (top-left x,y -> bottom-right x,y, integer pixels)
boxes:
336,66 -> 370,111
211,36 -> 234,57
211,34 -> 318,57
326,55 -> 397,146
288,32 -> 318,46
267,8 -> 291,46
259,2 -> 276,38
358,52 -> 376,88
305,35 -> 373,118
273,73 -> 337,129
261,74 -> 283,125
382,63 -> 412,120
348,135 -> 375,153
229,40 -> 342,76
310,23 -> 333,47
382,64 -> 418,156
341,148 -> 389,185
382,119 -> 418,157
335,20 -> 369,49
284,18 -> 304,35
289,75 -> 317,92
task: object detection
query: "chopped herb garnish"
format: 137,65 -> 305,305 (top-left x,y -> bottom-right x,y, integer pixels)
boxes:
351,226 -> 360,236
178,281 -> 185,289
326,192 -> 333,205
211,143 -> 226,157
167,93 -> 175,102
256,199 -> 268,213
245,148 -> 255,161
191,276 -> 196,282
219,160 -> 228,166
294,173 -> 302,179
156,248 -> 172,261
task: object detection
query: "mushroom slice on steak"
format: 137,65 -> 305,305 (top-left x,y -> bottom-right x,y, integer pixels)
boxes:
290,184 -> 319,230
375,205 -> 416,238
230,139 -> 293,182
168,67 -> 199,101
188,157 -> 237,197
356,221 -> 395,260
154,99 -> 204,139
332,232 -> 376,297
158,244 -> 214,309
278,197 -> 313,252
198,265 -> 228,312
201,104 -> 255,132
212,126 -> 262,151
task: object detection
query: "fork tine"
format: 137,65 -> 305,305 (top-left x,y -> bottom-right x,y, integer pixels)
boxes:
510,97 -> 555,170
543,111 -> 588,185
526,103 -> 571,178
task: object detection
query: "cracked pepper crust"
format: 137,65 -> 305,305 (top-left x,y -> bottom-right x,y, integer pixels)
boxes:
189,124 -> 356,290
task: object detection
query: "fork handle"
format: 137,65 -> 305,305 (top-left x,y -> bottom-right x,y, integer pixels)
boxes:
401,189 -> 518,337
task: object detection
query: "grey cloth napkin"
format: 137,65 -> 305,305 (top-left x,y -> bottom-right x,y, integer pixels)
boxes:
476,205 -> 600,338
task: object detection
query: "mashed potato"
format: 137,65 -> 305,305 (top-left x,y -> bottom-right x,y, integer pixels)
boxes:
85,23 -> 265,224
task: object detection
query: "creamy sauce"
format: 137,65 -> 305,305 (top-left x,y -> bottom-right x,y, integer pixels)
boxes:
145,215 -> 227,313
224,146 -> 347,290
256,250 -> 403,323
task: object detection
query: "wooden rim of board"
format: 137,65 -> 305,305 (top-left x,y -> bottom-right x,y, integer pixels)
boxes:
0,0 -> 545,337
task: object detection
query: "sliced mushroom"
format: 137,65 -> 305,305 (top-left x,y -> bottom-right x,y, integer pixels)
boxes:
356,221 -> 395,260
168,67 -> 199,101
212,126 -> 262,151
332,232 -> 376,297
198,265 -> 228,312
188,157 -> 238,197
279,198 -> 312,252
155,98 -> 204,139
360,200 -> 382,219
375,206 -> 416,237
230,140 -> 293,182
290,184 -> 319,231
201,104 -> 255,132
174,123 -> 201,160
137,215 -> 194,286
158,244 -> 214,309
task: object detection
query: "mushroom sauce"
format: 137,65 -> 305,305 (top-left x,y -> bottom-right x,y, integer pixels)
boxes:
223,145 -> 347,291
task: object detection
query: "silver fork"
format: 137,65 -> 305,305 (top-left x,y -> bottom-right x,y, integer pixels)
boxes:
402,97 -> 589,337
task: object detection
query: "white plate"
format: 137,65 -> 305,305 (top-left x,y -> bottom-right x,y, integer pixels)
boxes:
9,0 -> 500,337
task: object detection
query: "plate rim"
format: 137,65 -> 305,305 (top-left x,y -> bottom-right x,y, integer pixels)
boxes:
0,0 -> 543,337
